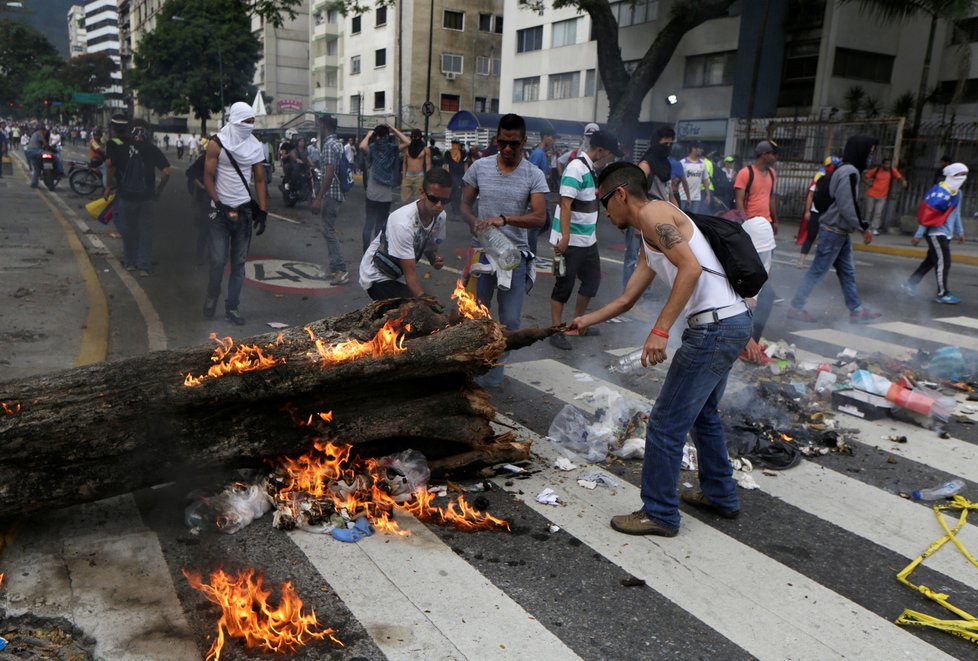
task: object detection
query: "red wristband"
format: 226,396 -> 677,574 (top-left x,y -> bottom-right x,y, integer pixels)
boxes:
651,328 -> 669,339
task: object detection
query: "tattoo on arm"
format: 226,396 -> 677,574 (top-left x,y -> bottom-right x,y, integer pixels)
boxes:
655,223 -> 684,250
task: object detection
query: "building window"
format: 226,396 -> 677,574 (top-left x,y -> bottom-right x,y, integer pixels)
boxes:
476,56 -> 501,76
326,39 -> 338,56
374,91 -> 385,110
683,51 -> 736,87
441,52 -> 463,74
490,98 -> 499,112
495,16 -> 503,33
376,6 -> 387,26
351,55 -> 360,75
326,71 -> 337,88
375,48 -> 386,67
517,26 -> 543,53
584,69 -> 596,97
479,13 -> 492,32
443,10 -> 464,31
351,94 -> 361,114
783,41 -> 819,81
440,94 -> 460,112
951,17 -> 978,45
549,71 -> 580,99
610,0 -> 658,27
832,47 -> 894,84
327,9 -> 339,24
352,15 -> 361,34
551,18 -> 578,48
513,76 -> 540,102
475,96 -> 487,112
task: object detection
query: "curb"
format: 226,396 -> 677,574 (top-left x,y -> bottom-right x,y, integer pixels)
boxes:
852,242 -> 978,266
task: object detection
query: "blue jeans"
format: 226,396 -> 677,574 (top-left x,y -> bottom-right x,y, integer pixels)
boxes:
790,229 -> 862,312
641,312 -> 752,531
206,205 -> 253,311
622,226 -> 641,291
320,197 -> 346,273
364,199 -> 391,251
117,198 -> 158,271
25,148 -> 41,185
475,258 -> 529,387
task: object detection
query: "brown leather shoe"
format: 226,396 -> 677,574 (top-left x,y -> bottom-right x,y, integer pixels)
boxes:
610,510 -> 678,537
681,489 -> 739,519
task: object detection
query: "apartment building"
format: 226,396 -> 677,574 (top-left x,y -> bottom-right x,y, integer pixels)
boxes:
83,0 -> 124,108
341,0 -> 504,133
310,1 -> 341,112
252,1 -> 310,118
500,0 -> 977,151
67,5 -> 87,56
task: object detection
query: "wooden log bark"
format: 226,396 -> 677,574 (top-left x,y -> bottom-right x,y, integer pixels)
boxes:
0,299 -> 529,519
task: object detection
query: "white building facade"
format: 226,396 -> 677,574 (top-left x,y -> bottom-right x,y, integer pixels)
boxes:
67,5 -> 87,56
83,0 -> 124,109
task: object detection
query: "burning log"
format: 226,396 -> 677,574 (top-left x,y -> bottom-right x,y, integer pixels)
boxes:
0,298 -> 533,519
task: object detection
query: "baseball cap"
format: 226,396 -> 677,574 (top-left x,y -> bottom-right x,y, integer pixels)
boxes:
584,122 -> 600,136
723,155 -> 735,163
755,139 -> 778,156
589,130 -> 623,157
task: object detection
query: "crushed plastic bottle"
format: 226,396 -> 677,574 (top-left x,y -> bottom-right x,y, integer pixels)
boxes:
911,479 -> 965,501
609,349 -> 649,375
478,225 -> 521,271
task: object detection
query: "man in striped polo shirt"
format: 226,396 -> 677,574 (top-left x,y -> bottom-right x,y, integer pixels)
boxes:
549,130 -> 623,350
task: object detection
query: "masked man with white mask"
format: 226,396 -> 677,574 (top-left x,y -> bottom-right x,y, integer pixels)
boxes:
902,163 -> 967,304
202,101 -> 268,325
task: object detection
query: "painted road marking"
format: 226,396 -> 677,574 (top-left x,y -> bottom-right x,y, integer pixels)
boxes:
871,320 -> 978,353
790,328 -> 915,361
936,316 -> 978,331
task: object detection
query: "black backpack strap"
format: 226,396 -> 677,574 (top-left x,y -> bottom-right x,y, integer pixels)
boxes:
211,135 -> 257,205
743,165 -> 754,206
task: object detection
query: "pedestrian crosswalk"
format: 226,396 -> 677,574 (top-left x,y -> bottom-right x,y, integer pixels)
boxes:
2,315 -> 978,660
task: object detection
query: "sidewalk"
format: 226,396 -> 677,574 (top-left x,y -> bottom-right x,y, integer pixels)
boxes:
778,217 -> 978,266
0,154 -> 105,381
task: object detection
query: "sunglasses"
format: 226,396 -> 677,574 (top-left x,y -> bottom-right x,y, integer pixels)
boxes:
600,185 -> 623,210
424,191 -> 450,205
497,139 -> 522,150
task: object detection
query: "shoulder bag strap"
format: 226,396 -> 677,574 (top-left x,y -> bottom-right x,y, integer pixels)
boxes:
211,135 -> 257,205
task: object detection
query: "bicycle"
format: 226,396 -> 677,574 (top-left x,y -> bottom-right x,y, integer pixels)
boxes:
68,159 -> 104,197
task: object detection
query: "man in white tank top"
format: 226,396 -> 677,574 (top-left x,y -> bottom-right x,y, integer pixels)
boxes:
570,162 -> 751,537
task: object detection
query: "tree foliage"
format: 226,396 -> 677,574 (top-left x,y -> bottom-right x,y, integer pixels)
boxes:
21,65 -> 76,117
0,18 -> 62,107
248,0 -> 306,27
59,52 -> 118,93
130,0 -> 261,134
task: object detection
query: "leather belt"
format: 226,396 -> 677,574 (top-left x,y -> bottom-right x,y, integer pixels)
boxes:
687,300 -> 749,327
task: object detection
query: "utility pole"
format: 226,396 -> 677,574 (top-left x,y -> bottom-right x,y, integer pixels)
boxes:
423,0 -> 434,140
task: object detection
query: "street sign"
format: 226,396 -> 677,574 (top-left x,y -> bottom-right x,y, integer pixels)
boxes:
421,101 -> 435,117
71,92 -> 105,105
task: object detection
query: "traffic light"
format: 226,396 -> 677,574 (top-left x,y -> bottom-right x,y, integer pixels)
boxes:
43,99 -> 49,105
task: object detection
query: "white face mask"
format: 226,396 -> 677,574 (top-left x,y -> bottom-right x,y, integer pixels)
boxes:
945,173 -> 967,193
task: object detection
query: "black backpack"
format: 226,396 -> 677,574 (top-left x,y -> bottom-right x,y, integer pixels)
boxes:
120,143 -> 152,196
688,212 -> 768,298
812,170 -> 834,214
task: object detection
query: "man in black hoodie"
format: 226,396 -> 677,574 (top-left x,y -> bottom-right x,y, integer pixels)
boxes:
788,135 -> 882,324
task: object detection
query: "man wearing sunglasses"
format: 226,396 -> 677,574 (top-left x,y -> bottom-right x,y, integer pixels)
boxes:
359,168 -> 450,300
461,113 -> 550,388
571,162 -> 751,538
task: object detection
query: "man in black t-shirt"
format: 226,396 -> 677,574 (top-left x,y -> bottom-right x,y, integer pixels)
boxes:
105,118 -> 171,276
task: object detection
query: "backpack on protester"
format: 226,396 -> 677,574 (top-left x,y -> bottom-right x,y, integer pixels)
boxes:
120,144 -> 153,196
741,164 -> 776,210
688,212 -> 768,298
812,170 -> 835,214
335,147 -> 355,193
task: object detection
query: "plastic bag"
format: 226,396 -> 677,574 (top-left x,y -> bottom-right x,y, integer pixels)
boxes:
927,346 -> 966,381
849,369 -> 893,397
547,404 -> 594,456
185,482 -> 273,535
375,449 -> 430,502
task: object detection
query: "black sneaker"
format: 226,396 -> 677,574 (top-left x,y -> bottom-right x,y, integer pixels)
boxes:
225,308 -> 245,326
203,298 -> 217,319
550,332 -> 572,350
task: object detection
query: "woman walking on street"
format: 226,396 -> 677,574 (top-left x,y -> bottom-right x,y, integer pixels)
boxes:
902,163 -> 967,304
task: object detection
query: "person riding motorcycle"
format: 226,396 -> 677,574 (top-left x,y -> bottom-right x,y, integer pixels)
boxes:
25,125 -> 64,188
279,131 -> 314,198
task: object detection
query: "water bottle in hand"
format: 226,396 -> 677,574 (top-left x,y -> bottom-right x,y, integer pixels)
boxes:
911,479 -> 965,501
478,225 -> 521,271
609,349 -> 648,374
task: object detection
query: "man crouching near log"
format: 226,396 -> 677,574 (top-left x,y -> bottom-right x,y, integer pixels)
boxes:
358,168 -> 450,300
569,162 -> 751,537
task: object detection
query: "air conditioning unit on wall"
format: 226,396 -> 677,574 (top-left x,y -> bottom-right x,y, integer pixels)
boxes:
445,72 -> 457,81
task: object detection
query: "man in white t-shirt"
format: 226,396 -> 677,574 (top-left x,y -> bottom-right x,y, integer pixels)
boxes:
678,142 -> 710,213
360,168 -> 449,300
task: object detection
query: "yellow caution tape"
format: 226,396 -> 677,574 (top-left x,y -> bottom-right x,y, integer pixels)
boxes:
895,495 -> 978,644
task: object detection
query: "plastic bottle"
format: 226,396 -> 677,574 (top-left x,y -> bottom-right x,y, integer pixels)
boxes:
477,226 -> 521,271
609,349 -> 648,374
911,479 -> 965,501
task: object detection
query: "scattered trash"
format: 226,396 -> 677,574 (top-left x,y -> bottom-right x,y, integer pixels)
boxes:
731,457 -> 752,472
579,471 -> 618,489
553,457 -> 578,471
682,442 -> 698,471
573,372 -> 594,382
374,449 -> 431,502
612,437 -> 645,459
500,463 -> 528,474
883,435 -> 908,443
267,322 -> 290,329
548,523 -> 560,533
621,577 -> 646,587
330,515 -> 375,543
548,387 -> 649,462
737,474 -> 759,490
0,636 -> 7,651
577,479 -> 597,490
927,346 -> 965,381
185,482 -> 273,535
536,488 -> 560,506
911,479 -> 965,501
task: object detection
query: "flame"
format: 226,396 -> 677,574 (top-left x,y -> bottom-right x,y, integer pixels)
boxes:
272,441 -> 510,535
0,572 -> 4,589
779,433 -> 794,442
183,568 -> 341,660
452,279 -> 490,320
1,402 -> 20,415
184,333 -> 285,386
305,319 -> 409,367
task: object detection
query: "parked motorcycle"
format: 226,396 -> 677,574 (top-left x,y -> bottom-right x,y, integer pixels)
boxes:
68,159 -> 104,197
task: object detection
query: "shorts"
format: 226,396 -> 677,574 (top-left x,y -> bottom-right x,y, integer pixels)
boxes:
551,244 -> 601,303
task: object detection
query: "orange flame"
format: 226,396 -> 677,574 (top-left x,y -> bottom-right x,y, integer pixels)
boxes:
183,568 -> 341,660
305,319 -> 409,367
0,572 -> 4,589
452,279 -> 490,320
1,402 -> 20,415
272,441 -> 510,535
779,433 -> 794,442
184,333 -> 285,386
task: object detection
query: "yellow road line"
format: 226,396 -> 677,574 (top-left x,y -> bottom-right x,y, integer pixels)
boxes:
14,158 -> 108,366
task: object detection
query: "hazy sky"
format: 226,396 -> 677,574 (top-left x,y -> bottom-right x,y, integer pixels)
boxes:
9,0 -> 77,58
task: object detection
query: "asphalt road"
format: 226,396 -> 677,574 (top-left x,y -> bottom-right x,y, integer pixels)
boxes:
2,145 -> 978,660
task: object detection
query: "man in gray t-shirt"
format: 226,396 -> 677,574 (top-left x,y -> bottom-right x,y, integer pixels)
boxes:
461,113 -> 549,388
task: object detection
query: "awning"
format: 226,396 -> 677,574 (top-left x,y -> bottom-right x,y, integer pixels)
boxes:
446,111 -> 604,139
